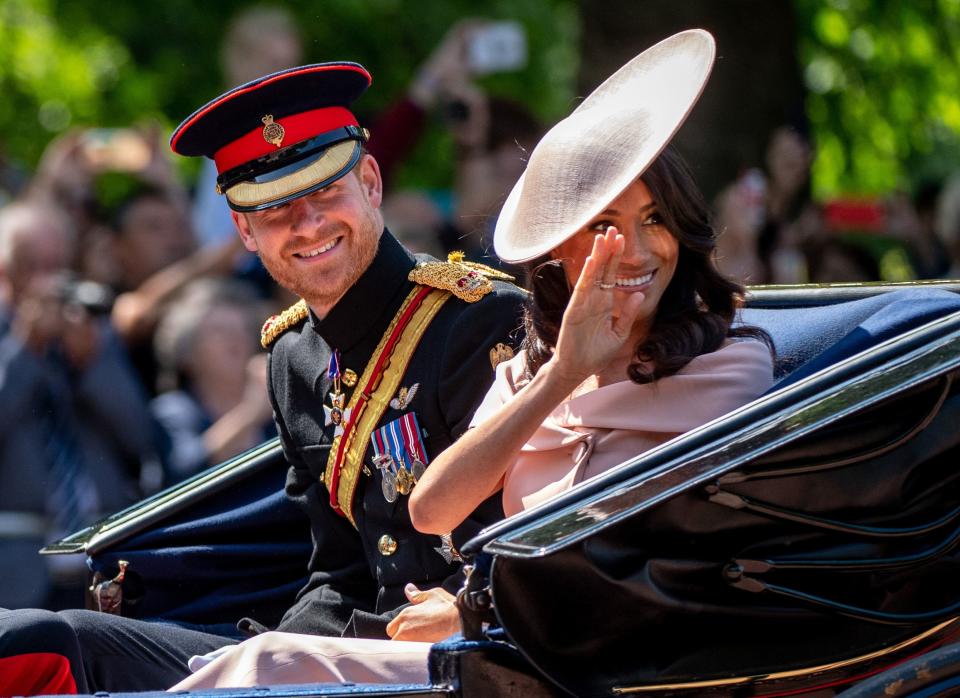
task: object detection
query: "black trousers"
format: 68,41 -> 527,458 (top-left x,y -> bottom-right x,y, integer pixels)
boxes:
0,608 -> 236,692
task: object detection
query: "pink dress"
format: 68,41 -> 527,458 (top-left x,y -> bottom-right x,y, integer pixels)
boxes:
170,340 -> 774,690
474,339 -> 775,517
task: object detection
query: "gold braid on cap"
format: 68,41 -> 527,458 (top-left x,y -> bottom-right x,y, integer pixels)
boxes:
261,299 -> 309,348
409,252 -> 515,303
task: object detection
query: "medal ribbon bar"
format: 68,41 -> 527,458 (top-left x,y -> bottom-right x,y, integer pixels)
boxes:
324,285 -> 451,526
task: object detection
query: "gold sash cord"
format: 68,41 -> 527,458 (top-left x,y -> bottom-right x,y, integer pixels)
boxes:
324,286 -> 451,526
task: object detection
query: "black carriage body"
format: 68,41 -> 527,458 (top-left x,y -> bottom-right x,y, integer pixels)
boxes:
42,281 -> 960,697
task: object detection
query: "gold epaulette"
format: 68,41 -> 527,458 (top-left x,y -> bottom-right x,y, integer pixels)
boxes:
408,251 -> 516,303
261,299 -> 309,348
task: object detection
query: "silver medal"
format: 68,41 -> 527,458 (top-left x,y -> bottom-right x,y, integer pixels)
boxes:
411,458 -> 426,482
381,469 -> 399,503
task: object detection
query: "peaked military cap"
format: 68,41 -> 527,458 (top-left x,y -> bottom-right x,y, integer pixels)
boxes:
170,63 -> 372,212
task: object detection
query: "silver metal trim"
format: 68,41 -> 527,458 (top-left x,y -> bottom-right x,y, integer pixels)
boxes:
746,279 -> 960,307
40,438 -> 283,556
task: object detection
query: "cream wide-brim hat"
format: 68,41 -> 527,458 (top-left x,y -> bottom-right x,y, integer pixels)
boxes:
493,29 -> 716,263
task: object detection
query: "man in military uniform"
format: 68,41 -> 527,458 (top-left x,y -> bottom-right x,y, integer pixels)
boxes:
0,62 -> 524,692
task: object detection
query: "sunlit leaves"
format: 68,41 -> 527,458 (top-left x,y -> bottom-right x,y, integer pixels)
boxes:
796,0 -> 960,197
0,0 -> 577,192
814,7 -> 850,46
0,0 -> 133,163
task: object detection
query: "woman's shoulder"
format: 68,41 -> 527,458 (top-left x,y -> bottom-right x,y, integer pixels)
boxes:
676,338 -> 775,396
494,348 -> 532,392
467,348 -> 530,429
642,338 -> 774,427
687,337 -> 773,372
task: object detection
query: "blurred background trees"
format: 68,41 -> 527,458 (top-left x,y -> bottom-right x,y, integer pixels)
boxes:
0,0 -> 578,192
795,0 -> 960,198
0,0 -> 957,200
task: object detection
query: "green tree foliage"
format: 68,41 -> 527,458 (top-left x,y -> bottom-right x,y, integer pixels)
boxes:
795,0 -> 960,197
0,0 -> 140,163
0,0 -> 578,189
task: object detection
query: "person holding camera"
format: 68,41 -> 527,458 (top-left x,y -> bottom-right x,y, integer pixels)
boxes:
0,199 -> 162,612
371,20 -> 542,265
151,278 -> 275,484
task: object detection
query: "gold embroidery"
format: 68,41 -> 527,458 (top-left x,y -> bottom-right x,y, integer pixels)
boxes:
448,251 -> 515,282
261,299 -> 309,348
489,342 -> 515,370
409,253 -> 516,303
409,262 -> 490,303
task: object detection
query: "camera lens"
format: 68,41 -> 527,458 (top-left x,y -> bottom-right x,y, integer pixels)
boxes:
444,100 -> 470,123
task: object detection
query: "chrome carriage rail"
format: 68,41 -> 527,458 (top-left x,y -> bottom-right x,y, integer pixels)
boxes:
40,438 -> 284,556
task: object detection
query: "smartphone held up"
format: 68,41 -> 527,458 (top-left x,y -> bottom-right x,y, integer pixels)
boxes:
467,21 -> 527,75
81,129 -> 152,172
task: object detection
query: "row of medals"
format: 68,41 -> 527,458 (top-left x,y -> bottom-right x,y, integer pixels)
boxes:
328,367 -> 424,504
375,453 -> 426,503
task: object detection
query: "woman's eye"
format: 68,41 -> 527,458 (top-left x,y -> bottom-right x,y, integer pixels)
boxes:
642,212 -> 663,226
589,220 -> 613,232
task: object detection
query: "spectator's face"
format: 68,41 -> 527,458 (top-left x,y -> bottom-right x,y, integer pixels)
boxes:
189,304 -> 254,381
766,127 -> 811,195
552,179 -> 679,335
227,30 -> 303,86
233,156 -> 384,316
115,196 -> 196,289
5,217 -> 73,303
381,191 -> 445,258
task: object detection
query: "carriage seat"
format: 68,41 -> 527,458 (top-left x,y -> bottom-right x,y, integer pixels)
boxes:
739,288 -> 960,389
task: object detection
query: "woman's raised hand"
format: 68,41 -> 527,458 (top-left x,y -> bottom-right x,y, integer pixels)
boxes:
551,227 -> 647,386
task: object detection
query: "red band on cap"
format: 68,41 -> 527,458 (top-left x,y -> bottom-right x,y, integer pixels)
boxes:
213,106 -> 358,174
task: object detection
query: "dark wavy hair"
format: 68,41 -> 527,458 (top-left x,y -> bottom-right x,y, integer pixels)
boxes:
521,146 -> 772,383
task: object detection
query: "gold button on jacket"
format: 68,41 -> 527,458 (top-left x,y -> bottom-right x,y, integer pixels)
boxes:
377,534 -> 398,556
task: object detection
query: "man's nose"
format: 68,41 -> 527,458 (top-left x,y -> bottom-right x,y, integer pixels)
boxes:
289,195 -> 325,232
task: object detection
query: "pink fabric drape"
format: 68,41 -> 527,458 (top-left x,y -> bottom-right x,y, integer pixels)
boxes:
471,339 -> 774,516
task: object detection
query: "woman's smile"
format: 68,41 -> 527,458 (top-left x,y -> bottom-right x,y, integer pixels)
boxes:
614,269 -> 656,290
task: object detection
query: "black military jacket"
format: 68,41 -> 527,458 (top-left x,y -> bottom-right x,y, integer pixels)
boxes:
266,231 -> 526,639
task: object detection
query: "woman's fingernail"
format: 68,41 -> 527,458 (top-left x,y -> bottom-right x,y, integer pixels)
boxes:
405,583 -> 418,596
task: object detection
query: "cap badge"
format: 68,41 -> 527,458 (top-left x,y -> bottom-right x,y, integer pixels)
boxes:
261,114 -> 285,148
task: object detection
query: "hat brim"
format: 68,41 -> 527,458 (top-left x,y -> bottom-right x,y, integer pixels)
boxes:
493,29 -> 716,263
225,140 -> 361,212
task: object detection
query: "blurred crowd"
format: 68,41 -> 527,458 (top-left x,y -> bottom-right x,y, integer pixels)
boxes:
714,124 -> 960,285
1,6 -> 959,612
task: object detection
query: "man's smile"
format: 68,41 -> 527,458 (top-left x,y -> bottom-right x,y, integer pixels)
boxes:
294,236 -> 342,259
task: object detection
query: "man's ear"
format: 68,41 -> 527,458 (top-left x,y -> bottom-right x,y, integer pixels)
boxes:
231,211 -> 259,253
357,154 -> 383,209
